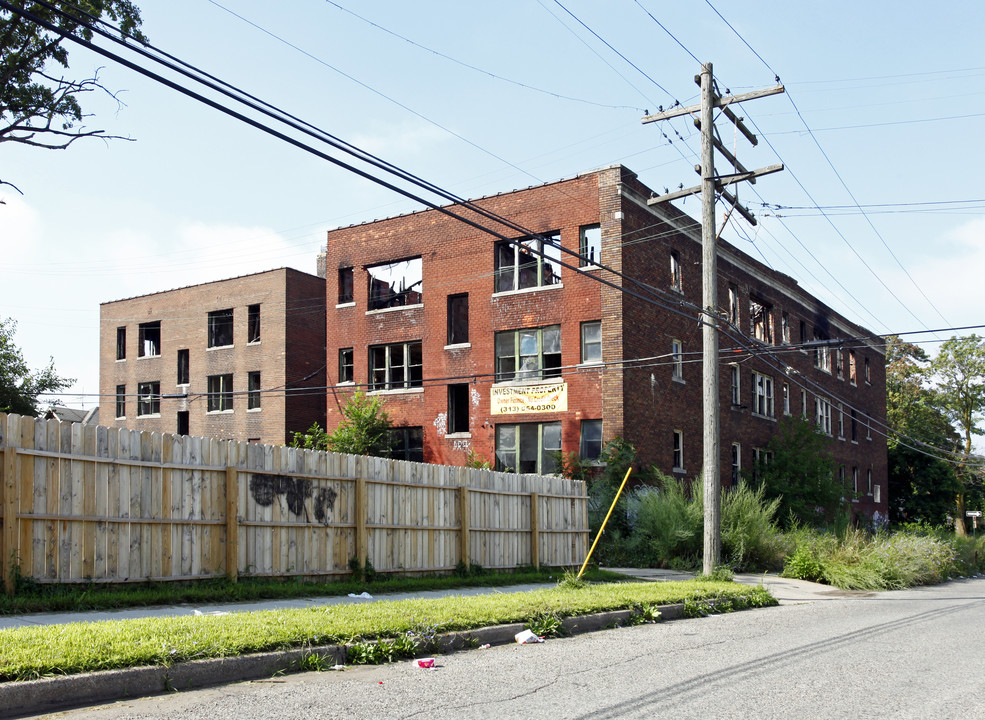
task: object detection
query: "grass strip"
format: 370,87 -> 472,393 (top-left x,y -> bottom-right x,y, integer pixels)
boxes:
0,568 -> 626,615
0,580 -> 775,682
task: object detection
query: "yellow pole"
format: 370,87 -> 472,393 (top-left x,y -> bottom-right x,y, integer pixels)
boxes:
576,466 -> 632,580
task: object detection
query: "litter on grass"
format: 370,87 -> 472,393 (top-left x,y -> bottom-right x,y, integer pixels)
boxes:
347,592 -> 374,599
515,630 -> 544,644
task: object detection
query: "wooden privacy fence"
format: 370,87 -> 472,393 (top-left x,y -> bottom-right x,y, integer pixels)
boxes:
0,413 -> 589,594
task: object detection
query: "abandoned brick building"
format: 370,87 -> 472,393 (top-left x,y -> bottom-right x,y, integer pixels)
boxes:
99,268 -> 326,445
319,164 -> 888,520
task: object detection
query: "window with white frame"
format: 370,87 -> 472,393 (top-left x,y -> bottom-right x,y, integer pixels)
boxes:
115,384 -> 126,418
752,372 -> 774,418
207,374 -> 233,412
495,233 -> 561,293
495,422 -> 561,474
801,389 -> 807,417
581,321 -> 602,364
580,420 -> 603,461
731,443 -> 741,485
781,311 -> 791,344
579,224 -> 601,267
671,339 -> 683,380
495,326 -> 561,382
673,430 -> 684,471
730,364 -> 741,406
670,250 -> 682,292
728,285 -> 739,326
137,381 -> 160,416
247,371 -> 261,410
338,347 -> 354,384
867,469 -> 873,495
782,382 -> 790,415
814,332 -> 830,372
815,396 -> 832,435
369,341 -> 423,390
852,467 -> 859,495
838,403 -> 845,438
849,350 -> 857,385
752,447 -> 773,482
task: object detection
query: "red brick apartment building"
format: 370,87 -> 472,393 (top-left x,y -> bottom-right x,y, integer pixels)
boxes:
99,268 -> 326,445
321,164 -> 888,521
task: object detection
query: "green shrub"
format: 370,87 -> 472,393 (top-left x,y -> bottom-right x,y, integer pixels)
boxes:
721,481 -> 785,571
628,476 -> 703,568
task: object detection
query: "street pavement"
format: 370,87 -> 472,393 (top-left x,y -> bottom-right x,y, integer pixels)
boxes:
15,576 -> 985,720
0,569 -> 866,718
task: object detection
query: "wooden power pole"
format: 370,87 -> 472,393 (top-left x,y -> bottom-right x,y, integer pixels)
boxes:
642,63 -> 784,575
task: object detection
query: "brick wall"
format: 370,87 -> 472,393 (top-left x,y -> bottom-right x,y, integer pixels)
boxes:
99,268 -> 325,445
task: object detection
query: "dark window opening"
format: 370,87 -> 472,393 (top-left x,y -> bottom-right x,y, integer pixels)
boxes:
248,371 -> 261,410
447,293 -> 469,344
177,349 -> 189,385
338,347 -> 354,383
494,232 -> 561,293
248,304 -> 261,343
138,321 -> 161,357
338,267 -> 354,304
208,309 -> 234,348
177,411 -> 189,436
390,427 -> 424,462
367,257 -> 422,310
448,384 -> 469,434
207,373 -> 233,411
116,327 -> 126,360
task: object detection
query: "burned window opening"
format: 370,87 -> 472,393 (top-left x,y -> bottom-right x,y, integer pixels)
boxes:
447,294 -> 469,345
368,257 -> 422,310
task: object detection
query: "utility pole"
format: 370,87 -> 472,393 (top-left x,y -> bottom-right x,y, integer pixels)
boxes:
642,63 -> 784,575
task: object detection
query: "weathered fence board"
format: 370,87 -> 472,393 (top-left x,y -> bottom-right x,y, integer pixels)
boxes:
0,412 -> 588,593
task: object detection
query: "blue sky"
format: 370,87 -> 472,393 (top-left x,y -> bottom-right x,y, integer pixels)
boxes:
2,0 -> 984,408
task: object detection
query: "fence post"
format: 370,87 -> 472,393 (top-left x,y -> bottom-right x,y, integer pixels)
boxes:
459,485 -> 471,570
3,446 -> 19,595
355,476 -> 368,572
530,492 -> 540,569
225,466 -> 239,582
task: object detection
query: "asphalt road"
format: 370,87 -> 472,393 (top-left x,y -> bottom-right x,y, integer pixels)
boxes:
42,577 -> 985,720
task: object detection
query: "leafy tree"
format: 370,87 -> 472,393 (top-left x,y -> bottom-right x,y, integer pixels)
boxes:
291,393 -> 393,457
0,317 -> 73,416
752,415 -> 845,529
1,1 -> 145,191
931,334 -> 985,534
885,336 -> 962,526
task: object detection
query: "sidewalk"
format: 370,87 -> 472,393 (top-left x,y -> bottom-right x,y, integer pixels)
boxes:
0,570 -> 859,631
0,570 -> 862,718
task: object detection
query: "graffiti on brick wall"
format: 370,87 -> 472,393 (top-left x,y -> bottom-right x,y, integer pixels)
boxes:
249,474 -> 338,525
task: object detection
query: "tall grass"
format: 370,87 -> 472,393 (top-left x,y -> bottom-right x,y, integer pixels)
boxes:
781,527 -> 983,590
623,478 -> 784,572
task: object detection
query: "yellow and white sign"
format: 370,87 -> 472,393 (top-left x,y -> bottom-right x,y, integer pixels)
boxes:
490,383 -> 568,415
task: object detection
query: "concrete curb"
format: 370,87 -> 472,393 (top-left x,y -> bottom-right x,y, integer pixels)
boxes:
0,601 -> 692,718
